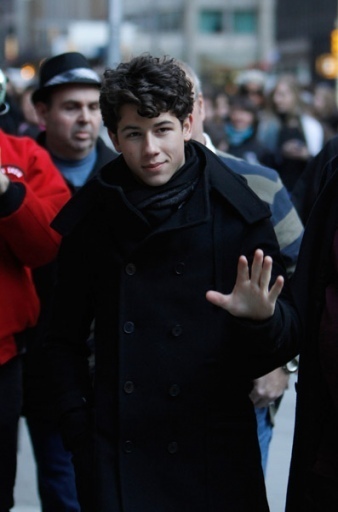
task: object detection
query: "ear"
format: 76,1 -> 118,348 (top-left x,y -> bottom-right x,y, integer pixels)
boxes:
197,93 -> 206,123
33,102 -> 48,127
108,130 -> 121,153
182,114 -> 193,142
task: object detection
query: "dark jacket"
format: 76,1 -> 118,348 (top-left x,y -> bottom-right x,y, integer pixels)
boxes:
291,135 -> 338,224
46,142 -> 299,512
22,134 -> 116,418
286,154 -> 338,510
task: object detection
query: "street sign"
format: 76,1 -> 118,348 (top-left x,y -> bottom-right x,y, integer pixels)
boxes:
316,53 -> 338,79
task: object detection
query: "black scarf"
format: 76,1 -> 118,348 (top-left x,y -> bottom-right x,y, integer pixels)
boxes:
124,144 -> 201,226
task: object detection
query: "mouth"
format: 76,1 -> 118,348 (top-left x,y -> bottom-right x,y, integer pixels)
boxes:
141,162 -> 164,171
74,131 -> 92,140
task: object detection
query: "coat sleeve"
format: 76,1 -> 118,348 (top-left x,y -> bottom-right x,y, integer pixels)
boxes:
235,217 -> 301,378
0,138 -> 71,267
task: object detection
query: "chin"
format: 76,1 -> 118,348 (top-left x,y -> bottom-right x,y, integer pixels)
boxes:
142,176 -> 171,187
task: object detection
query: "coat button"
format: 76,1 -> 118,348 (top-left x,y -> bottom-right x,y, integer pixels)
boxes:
124,381 -> 134,394
124,440 -> 133,453
174,262 -> 185,275
168,441 -> 178,454
169,384 -> 180,397
123,321 -> 135,334
171,325 -> 182,337
125,263 -> 136,275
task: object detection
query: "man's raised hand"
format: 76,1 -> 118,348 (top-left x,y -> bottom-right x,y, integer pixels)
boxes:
206,249 -> 284,320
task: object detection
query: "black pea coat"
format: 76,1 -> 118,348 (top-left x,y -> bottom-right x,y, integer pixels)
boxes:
47,142 -> 299,512
286,154 -> 338,510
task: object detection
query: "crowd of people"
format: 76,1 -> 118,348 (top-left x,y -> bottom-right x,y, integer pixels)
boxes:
0,51 -> 338,512
203,69 -> 338,197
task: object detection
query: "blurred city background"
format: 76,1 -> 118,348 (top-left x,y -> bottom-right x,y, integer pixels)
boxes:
1,0 -> 338,92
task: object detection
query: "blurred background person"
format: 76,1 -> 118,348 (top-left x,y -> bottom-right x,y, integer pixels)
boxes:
236,68 -> 267,112
206,89 -> 230,151
214,89 -> 230,124
224,94 -> 274,167
202,89 -> 229,151
17,83 -> 42,138
259,74 -> 324,195
312,82 -> 338,143
0,72 -> 23,135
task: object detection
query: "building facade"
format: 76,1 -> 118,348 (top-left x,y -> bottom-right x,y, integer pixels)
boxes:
3,0 -> 276,88
121,0 -> 276,81
3,0 -> 337,87
276,0 -> 337,83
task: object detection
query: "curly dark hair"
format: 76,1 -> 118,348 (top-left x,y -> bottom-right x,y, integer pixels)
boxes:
99,54 -> 194,134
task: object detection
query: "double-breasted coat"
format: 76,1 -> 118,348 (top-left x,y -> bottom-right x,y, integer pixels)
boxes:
47,142 -> 299,512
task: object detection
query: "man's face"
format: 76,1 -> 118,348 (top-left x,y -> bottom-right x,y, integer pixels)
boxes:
110,104 -> 192,187
35,84 -> 101,160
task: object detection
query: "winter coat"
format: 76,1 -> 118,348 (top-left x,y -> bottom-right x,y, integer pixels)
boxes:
286,152 -> 338,510
46,141 -> 300,512
0,130 -> 71,365
22,134 -> 116,418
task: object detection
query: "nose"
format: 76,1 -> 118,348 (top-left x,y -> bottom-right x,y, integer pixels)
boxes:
78,107 -> 91,123
143,133 -> 159,155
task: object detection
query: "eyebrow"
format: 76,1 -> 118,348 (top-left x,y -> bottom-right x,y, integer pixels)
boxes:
61,100 -> 99,106
120,119 -> 175,133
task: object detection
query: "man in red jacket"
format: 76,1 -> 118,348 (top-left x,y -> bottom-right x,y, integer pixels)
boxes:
0,69 -> 71,512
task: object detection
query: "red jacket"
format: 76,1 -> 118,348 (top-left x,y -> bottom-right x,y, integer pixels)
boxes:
0,130 -> 71,364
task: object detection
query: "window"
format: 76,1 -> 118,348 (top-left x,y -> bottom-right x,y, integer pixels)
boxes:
126,10 -> 183,32
233,11 -> 257,34
157,11 -> 183,32
199,10 -> 223,34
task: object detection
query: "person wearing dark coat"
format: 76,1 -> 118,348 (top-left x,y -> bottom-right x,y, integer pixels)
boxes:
291,135 -> 338,224
286,141 -> 338,511
44,55 -> 300,512
21,52 -> 116,512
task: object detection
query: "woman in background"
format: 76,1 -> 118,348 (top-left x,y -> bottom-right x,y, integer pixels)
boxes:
258,75 -> 324,194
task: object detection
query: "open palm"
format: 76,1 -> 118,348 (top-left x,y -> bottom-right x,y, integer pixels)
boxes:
206,249 -> 284,320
